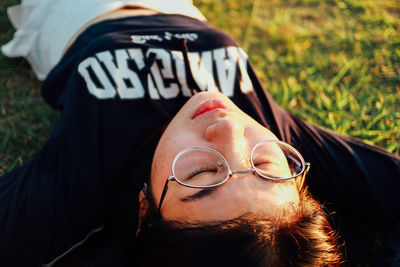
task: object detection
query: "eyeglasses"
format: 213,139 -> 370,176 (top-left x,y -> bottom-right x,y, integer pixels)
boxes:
158,140 -> 311,211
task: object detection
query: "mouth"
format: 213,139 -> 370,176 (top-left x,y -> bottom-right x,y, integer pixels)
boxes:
192,100 -> 228,119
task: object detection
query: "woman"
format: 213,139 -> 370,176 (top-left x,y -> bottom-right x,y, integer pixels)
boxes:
1,0 -> 399,266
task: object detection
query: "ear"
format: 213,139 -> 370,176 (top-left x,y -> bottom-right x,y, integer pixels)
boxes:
136,189 -> 150,236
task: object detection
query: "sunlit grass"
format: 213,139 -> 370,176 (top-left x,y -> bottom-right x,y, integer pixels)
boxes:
196,0 -> 399,152
0,0 -> 399,173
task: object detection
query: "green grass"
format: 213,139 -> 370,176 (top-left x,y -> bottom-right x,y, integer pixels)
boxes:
0,0 -> 399,174
195,0 -> 399,151
0,0 -> 60,174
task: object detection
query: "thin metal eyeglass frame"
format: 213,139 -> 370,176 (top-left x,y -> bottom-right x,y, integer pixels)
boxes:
157,140 -> 311,212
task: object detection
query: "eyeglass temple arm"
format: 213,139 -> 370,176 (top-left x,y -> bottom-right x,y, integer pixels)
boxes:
158,176 -> 174,213
304,162 -> 311,174
297,162 -> 311,191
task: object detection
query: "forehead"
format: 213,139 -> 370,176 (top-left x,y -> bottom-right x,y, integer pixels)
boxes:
154,173 -> 300,221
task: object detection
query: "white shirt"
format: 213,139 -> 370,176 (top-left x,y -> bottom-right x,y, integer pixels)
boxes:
1,0 -> 206,80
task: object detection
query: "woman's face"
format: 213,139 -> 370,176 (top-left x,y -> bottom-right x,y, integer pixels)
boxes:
150,92 -> 300,222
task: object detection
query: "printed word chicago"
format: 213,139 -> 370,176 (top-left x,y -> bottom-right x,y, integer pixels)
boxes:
78,46 -> 253,100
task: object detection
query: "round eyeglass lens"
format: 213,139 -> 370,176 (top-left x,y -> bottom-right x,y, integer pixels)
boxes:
251,141 -> 305,179
172,147 -> 230,187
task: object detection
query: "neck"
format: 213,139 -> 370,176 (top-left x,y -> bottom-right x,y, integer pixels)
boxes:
64,7 -> 160,53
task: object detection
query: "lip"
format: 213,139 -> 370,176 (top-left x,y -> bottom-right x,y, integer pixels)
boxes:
192,100 -> 228,119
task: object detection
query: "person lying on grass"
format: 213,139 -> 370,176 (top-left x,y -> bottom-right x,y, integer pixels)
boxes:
1,0 -> 399,266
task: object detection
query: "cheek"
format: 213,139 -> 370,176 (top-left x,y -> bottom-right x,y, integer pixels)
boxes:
152,150 -> 170,177
151,145 -> 174,199
245,123 -> 279,144
151,132 -> 196,199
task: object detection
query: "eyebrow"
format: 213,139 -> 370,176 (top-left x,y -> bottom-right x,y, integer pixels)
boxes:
180,186 -> 220,202
178,174 -> 293,203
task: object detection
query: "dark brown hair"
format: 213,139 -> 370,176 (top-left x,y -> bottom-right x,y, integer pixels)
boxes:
134,185 -> 342,266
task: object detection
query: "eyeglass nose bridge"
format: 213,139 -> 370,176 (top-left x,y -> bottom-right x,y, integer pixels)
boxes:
231,169 -> 255,175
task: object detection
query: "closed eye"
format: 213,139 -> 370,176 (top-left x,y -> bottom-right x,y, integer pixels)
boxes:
190,167 -> 217,177
183,167 -> 217,181
253,156 -> 275,166
253,157 -> 290,180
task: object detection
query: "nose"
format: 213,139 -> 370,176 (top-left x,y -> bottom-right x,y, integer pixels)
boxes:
205,119 -> 251,169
